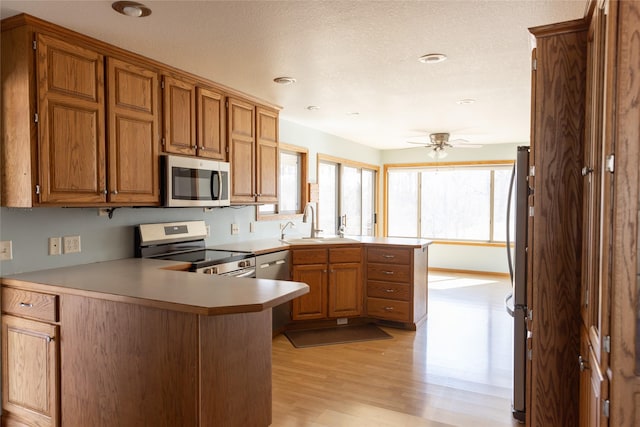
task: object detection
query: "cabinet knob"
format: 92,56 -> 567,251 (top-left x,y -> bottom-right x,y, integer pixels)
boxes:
578,355 -> 589,372
45,336 -> 54,343
103,189 -> 108,195
581,166 -> 594,176
112,190 -> 118,195
200,146 -> 205,150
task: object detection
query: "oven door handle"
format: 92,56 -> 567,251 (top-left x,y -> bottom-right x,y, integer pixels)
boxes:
234,268 -> 256,278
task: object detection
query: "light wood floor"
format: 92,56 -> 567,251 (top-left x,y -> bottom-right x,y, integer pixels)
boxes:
271,273 -> 520,427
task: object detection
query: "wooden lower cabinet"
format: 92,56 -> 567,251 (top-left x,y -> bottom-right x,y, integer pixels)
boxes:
1,285 -> 273,426
291,246 -> 363,321
1,287 -> 60,427
2,316 -> 59,427
365,245 -> 428,329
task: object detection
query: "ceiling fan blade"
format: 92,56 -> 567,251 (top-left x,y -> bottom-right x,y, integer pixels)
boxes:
406,138 -> 433,145
450,143 -> 483,148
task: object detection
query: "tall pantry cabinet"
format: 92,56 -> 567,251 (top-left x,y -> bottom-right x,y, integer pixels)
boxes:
601,0 -> 640,425
527,19 -> 587,427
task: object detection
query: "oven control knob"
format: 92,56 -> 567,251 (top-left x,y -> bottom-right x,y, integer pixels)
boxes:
239,261 -> 248,268
203,267 -> 218,275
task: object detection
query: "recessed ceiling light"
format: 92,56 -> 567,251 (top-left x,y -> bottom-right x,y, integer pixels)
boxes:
306,105 -> 320,111
456,98 -> 476,105
418,53 -> 447,64
112,1 -> 151,17
273,77 -> 297,85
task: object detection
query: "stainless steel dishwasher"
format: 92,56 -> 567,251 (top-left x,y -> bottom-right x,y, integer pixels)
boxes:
255,250 -> 291,334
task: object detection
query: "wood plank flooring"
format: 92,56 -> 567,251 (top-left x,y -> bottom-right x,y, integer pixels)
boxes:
271,273 -> 520,426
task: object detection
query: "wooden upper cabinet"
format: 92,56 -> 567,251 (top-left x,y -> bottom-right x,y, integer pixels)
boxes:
36,33 -> 106,204
256,107 -> 279,204
162,75 -> 196,156
197,87 -> 226,160
228,97 -> 256,204
107,58 -> 160,205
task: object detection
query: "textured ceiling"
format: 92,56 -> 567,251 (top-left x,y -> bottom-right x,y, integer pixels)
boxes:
1,1 -> 586,149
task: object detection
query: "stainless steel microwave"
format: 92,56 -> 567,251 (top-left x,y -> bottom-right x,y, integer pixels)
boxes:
163,155 -> 230,207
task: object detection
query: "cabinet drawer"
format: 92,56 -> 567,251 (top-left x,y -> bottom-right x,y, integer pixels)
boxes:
367,281 -> 410,301
367,297 -> 410,322
367,263 -> 411,283
367,247 -> 411,265
2,287 -> 59,322
329,247 -> 361,263
292,248 -> 328,265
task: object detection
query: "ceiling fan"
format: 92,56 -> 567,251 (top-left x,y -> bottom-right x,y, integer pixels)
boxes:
407,132 -> 482,159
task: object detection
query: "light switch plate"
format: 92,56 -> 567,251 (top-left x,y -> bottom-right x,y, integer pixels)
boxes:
231,224 -> 239,235
0,240 -> 13,261
49,237 -> 62,256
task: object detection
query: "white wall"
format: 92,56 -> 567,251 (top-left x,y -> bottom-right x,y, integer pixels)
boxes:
0,118 -> 526,276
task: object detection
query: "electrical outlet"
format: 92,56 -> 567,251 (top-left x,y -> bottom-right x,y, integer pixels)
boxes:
48,237 -> 62,256
231,224 -> 239,235
63,235 -> 81,254
336,318 -> 348,325
0,240 -> 13,261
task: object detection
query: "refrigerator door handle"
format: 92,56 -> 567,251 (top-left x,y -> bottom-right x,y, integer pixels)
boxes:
505,292 -> 515,317
506,163 -> 516,286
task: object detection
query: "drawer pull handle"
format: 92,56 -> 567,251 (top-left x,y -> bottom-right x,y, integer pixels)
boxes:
382,255 -> 395,259
385,289 -> 395,293
383,271 -> 394,275
19,302 -> 33,308
383,306 -> 394,311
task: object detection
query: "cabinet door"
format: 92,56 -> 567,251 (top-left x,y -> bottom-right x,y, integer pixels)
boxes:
328,262 -> 362,317
162,75 -> 196,155
37,33 -> 106,204
256,107 -> 278,203
2,315 -> 59,427
197,87 -> 226,160
107,58 -> 160,205
291,264 -> 327,320
228,97 -> 255,203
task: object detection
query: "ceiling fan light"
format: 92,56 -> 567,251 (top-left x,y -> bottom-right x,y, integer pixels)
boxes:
427,148 -> 448,160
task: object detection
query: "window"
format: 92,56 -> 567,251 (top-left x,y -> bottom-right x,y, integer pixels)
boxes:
386,162 -> 514,243
318,155 -> 379,236
257,143 -> 307,220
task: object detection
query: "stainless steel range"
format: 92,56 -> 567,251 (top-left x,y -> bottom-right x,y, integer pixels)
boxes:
136,220 -> 256,278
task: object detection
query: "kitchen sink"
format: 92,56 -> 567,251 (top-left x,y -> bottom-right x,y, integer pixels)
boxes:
281,237 -> 360,245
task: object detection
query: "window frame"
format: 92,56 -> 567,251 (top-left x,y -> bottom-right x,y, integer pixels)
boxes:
256,142 -> 309,221
317,153 -> 380,237
383,160 -> 515,246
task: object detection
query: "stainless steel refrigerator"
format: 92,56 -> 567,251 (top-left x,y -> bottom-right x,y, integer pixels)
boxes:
505,146 -> 529,423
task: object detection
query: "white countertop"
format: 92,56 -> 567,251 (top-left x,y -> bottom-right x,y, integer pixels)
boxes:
2,258 -> 309,316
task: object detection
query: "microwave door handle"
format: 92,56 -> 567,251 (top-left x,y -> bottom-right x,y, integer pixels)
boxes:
218,171 -> 223,201
210,171 -> 219,200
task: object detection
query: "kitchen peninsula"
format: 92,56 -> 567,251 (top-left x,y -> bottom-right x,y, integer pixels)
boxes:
1,258 -> 308,427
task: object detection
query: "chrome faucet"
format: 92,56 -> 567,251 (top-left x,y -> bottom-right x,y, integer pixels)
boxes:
280,221 -> 295,240
302,203 -> 322,238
